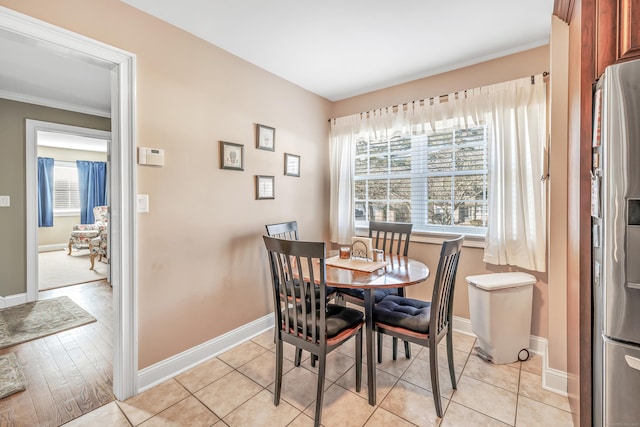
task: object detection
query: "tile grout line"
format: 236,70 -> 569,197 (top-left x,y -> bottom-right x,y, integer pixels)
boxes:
442,339 -> 474,423
113,401 -> 134,426
513,361 -> 522,426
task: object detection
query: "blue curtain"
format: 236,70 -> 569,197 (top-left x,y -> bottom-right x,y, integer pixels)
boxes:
77,160 -> 107,224
37,157 -> 55,227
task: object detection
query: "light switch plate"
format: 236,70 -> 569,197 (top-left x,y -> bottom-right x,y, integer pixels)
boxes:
137,194 -> 149,213
0,196 -> 10,207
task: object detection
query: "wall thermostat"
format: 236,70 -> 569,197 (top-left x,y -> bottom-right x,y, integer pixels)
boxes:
138,147 -> 164,166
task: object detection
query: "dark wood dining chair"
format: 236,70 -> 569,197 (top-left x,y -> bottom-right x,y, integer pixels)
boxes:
265,221 -> 337,300
265,220 -> 299,241
373,235 -> 463,418
265,221 -> 337,367
337,221 -> 414,360
369,221 -> 412,256
263,236 -> 363,427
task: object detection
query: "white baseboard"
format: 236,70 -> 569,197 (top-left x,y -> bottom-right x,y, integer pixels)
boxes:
137,314 -> 274,393
0,293 -> 28,308
541,339 -> 569,396
529,334 -> 546,355
39,244 -> 67,252
543,365 -> 568,396
453,316 -> 567,396
453,315 -> 475,336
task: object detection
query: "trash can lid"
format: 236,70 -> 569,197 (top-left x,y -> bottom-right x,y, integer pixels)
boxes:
465,272 -> 536,290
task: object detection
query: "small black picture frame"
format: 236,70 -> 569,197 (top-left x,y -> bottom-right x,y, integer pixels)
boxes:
284,153 -> 300,177
256,175 -> 275,199
220,141 -> 244,171
256,124 -> 275,151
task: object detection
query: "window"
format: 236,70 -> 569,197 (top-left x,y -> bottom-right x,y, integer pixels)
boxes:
354,125 -> 488,235
53,161 -> 80,215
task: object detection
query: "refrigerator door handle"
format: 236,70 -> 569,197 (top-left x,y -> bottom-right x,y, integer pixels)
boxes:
625,355 -> 640,371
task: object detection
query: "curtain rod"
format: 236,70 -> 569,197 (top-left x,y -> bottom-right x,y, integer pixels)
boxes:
328,71 -> 550,123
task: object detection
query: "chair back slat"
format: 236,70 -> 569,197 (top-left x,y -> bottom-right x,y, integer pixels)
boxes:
430,236 -> 464,339
263,236 -> 327,345
289,255 -> 305,339
271,250 -> 294,334
266,221 -> 299,241
369,221 -> 413,256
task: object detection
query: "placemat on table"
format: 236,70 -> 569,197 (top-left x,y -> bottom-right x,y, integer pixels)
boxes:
326,256 -> 389,272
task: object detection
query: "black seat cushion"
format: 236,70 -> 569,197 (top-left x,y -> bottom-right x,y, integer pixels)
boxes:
285,304 -> 364,338
339,287 -> 398,303
374,295 -> 431,334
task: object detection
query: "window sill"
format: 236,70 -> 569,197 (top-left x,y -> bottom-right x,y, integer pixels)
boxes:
354,227 -> 485,249
54,211 -> 80,218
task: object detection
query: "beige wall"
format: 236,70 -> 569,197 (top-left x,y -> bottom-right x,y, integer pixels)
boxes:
0,0 -> 332,368
548,16 -> 570,373
0,98 -> 110,296
39,216 -> 78,248
37,146 -> 108,248
332,46 -> 550,118
333,46 -> 552,339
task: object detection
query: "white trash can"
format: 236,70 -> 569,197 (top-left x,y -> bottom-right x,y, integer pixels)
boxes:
466,272 -> 536,364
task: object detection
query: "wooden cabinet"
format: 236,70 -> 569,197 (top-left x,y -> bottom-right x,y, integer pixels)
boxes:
596,0 -> 640,77
619,0 -> 640,61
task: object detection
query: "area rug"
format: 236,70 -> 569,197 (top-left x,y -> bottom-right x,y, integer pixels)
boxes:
39,249 -> 107,290
0,353 -> 26,399
0,296 -> 96,349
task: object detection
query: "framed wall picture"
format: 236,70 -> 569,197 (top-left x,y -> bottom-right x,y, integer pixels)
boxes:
256,175 -> 275,199
220,141 -> 244,171
256,124 -> 275,151
284,153 -> 300,177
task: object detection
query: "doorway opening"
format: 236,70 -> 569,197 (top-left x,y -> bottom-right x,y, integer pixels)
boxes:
1,6 -> 138,400
31,123 -> 111,290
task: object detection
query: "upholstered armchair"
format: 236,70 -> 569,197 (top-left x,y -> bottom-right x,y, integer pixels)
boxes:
68,206 -> 108,254
89,227 -> 107,270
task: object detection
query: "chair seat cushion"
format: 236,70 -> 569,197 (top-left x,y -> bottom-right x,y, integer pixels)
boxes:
70,230 -> 100,239
285,304 -> 364,338
374,295 -> 431,334
72,224 -> 100,231
339,287 -> 398,303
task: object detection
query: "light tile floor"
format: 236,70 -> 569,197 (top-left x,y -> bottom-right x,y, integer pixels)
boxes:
66,329 -> 574,426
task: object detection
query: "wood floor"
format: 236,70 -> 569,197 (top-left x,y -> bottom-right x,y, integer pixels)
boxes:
0,280 -> 114,426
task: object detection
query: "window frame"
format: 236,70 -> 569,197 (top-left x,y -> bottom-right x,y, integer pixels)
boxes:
353,125 -> 489,237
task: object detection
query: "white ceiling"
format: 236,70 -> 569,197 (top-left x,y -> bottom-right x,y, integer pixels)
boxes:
0,28 -> 112,116
122,0 -> 555,101
0,0 -> 554,115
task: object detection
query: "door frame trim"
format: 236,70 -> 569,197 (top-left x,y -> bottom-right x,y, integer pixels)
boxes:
1,6 -> 138,400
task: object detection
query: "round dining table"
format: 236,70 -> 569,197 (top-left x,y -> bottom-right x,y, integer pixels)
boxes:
324,253 -> 430,405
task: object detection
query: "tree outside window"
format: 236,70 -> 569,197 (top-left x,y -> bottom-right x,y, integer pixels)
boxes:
354,126 -> 488,234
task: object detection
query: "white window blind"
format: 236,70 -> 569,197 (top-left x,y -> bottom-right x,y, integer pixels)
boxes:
354,125 -> 488,235
53,161 -> 80,214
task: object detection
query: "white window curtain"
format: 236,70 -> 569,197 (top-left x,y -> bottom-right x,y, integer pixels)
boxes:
330,108 -> 408,244
482,76 -> 547,272
329,115 -> 357,244
329,74 -> 547,271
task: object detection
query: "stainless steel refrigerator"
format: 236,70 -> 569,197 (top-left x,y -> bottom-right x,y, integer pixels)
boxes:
592,58 -> 640,426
